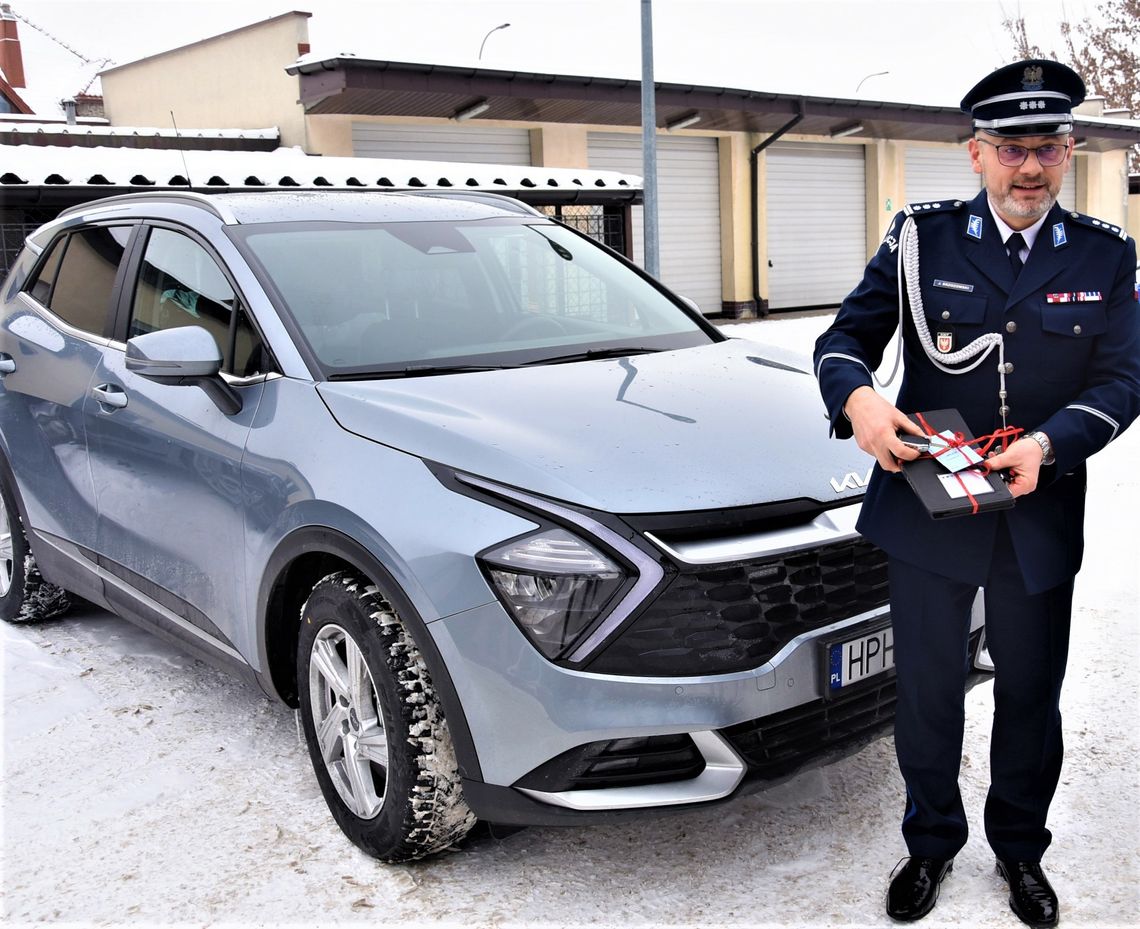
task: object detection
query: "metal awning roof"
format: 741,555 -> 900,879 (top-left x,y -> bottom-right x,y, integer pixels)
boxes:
287,57 -> 1140,153
0,122 -> 280,152
0,143 -> 642,206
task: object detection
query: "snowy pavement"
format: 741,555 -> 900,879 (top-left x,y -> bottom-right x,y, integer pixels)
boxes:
2,315 -> 1138,929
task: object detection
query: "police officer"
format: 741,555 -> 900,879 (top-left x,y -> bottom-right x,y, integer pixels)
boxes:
814,59 -> 1140,927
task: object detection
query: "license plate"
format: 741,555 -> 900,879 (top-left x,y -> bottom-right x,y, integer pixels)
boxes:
826,624 -> 894,692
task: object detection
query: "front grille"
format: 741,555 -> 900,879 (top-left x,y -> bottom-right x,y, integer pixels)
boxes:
513,734 -> 704,793
721,676 -> 897,781
586,538 -> 889,676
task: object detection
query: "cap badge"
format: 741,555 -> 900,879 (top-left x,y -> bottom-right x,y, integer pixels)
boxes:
1021,65 -> 1045,90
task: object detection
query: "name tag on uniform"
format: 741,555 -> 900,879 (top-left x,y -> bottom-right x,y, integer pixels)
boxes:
933,279 -> 975,293
1046,292 -> 1102,303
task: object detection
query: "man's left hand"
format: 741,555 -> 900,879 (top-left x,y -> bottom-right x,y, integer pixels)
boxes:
985,438 -> 1045,497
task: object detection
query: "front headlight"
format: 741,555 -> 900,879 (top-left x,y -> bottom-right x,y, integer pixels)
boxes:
480,528 -> 626,659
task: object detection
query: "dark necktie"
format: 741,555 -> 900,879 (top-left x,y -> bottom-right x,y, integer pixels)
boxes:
1006,232 -> 1026,276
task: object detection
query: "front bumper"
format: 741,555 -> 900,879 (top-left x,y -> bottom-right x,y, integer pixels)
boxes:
428,591 -> 989,826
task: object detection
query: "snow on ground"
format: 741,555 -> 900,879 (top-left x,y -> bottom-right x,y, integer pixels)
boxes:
2,315 -> 1138,929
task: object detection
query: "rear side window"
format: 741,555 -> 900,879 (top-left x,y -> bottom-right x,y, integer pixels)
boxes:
26,235 -> 66,305
42,227 -> 132,335
129,227 -> 267,376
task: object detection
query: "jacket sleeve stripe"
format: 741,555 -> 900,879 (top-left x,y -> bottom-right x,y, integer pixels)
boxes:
815,352 -> 871,381
1065,403 -> 1120,441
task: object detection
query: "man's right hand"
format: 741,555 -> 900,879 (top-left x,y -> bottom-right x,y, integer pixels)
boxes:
843,386 -> 927,473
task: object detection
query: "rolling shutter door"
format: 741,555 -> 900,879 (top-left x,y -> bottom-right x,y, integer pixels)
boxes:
905,147 -> 981,204
352,123 -> 532,166
589,132 -> 722,315
765,142 -> 866,310
1058,158 -> 1077,210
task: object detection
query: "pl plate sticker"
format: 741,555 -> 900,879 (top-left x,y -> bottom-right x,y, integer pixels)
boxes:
938,468 -> 994,499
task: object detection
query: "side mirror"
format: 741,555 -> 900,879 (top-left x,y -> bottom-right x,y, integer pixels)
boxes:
126,326 -> 222,378
125,327 -> 242,415
677,295 -> 702,315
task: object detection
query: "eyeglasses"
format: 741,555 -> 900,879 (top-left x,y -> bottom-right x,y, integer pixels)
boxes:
975,138 -> 1069,167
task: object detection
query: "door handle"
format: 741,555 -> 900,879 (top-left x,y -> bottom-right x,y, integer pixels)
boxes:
0,353 -> 14,375
91,383 -> 129,410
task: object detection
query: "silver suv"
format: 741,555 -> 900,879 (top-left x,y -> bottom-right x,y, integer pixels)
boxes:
0,191 -> 988,862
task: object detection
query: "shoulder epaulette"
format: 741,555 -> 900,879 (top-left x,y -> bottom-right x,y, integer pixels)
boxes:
1066,211 -> 1127,240
902,200 -> 967,217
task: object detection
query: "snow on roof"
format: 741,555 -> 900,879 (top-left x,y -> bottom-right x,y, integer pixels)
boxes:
0,143 -> 642,192
0,121 -> 279,140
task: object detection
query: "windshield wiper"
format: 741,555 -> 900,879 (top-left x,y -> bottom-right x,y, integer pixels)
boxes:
520,347 -> 661,366
330,364 -> 509,380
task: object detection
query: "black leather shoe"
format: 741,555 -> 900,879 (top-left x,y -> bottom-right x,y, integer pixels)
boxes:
886,856 -> 953,922
996,859 -> 1059,928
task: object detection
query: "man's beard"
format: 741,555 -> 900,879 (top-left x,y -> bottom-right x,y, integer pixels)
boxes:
985,172 -> 1059,221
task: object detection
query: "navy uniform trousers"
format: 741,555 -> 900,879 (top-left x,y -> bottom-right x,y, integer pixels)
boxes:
890,518 -> 1073,862
813,191 -> 1140,863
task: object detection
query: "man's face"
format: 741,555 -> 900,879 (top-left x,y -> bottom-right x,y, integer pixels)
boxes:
968,132 -> 1072,229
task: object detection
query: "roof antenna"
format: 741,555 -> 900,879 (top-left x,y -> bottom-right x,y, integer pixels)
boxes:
170,110 -> 194,188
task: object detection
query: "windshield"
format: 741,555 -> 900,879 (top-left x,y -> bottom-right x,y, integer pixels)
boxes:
235,218 -> 716,376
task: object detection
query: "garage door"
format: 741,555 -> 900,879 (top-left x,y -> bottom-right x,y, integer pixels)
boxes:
905,144 -> 1077,210
589,132 -> 722,315
765,142 -> 866,310
352,123 -> 532,166
905,146 -> 981,205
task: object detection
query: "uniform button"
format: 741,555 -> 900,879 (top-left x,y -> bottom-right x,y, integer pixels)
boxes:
1073,324 -> 1082,335
1005,321 -> 1017,333
1001,362 -> 1014,374
941,310 -> 951,320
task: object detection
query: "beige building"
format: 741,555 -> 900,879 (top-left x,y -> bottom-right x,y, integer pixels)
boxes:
99,11 -> 1140,316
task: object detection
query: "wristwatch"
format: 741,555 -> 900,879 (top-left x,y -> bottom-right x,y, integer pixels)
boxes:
1024,430 -> 1055,466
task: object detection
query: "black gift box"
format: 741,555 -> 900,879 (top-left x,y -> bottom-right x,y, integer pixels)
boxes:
900,409 -> 1016,519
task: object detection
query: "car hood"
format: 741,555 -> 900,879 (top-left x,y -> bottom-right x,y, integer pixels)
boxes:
316,339 -> 871,513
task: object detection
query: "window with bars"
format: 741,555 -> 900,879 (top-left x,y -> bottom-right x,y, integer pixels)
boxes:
541,205 -> 628,258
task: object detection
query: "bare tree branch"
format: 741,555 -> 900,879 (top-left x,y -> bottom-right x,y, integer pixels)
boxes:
1001,0 -> 1139,170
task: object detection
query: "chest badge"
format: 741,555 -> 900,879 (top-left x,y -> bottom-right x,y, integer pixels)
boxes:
937,331 -> 954,353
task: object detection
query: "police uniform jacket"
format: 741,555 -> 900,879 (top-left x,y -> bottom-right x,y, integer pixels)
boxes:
814,190 -> 1140,594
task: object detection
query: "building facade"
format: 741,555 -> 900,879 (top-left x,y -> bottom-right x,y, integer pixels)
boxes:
87,12 -> 1140,315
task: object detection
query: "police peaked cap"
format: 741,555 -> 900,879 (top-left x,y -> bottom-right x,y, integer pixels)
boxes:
960,59 -> 1085,137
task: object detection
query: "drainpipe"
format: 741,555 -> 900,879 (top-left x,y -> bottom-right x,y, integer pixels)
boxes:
750,101 -> 805,317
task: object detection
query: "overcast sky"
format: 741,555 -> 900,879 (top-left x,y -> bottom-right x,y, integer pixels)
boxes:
9,0 -> 1089,116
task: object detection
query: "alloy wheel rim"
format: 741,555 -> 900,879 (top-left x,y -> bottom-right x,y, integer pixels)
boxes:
0,491 -> 13,598
308,623 -> 389,819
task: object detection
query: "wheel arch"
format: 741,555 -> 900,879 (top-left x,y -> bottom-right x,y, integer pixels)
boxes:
255,525 -> 484,783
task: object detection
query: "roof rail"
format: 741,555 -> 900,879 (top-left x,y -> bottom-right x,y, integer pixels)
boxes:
410,189 -> 544,217
56,190 -> 239,225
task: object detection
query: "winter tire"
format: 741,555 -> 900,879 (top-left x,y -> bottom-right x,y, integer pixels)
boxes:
0,472 -> 71,623
297,570 -> 476,862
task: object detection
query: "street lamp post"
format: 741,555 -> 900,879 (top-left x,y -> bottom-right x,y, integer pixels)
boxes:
856,70 -> 889,93
478,23 -> 511,61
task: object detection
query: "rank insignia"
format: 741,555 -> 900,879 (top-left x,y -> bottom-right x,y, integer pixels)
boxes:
1052,222 -> 1067,247
967,215 -> 983,240
937,331 -> 954,353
